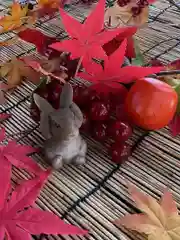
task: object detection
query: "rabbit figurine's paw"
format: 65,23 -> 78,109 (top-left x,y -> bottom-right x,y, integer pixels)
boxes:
72,138 -> 87,165
51,155 -> 63,169
73,155 -> 86,165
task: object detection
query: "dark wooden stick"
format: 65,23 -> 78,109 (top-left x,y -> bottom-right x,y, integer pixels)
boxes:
150,70 -> 180,78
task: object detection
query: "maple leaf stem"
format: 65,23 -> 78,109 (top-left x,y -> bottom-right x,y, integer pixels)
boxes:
74,56 -> 83,78
108,16 -> 111,26
105,16 -> 121,29
5,233 -> 8,240
34,64 -> 66,84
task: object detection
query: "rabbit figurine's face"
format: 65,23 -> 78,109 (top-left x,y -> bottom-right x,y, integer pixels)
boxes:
48,108 -> 78,136
33,83 -> 84,138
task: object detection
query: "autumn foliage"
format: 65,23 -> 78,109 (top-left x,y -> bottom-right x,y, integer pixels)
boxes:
0,127 -> 87,239
115,184 -> 180,240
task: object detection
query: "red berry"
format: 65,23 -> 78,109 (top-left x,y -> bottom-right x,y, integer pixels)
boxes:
80,111 -> 91,132
115,104 -> 129,121
108,120 -> 132,142
131,6 -> 142,17
88,90 -> 102,102
110,143 -> 131,163
150,59 -> 163,67
169,59 -> 180,70
92,123 -> 107,141
117,0 -> 131,7
109,89 -> 128,110
88,84 -> 111,102
90,101 -> 110,121
81,87 -> 94,103
47,81 -> 62,109
138,0 -> 149,7
73,85 -> 88,106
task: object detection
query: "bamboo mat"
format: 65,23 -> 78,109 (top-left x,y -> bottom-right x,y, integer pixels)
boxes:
0,0 -> 180,239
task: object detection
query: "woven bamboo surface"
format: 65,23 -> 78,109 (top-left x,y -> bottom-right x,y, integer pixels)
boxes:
0,0 -> 180,239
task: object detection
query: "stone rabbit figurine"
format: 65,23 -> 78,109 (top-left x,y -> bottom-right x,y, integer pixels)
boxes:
33,83 -> 87,169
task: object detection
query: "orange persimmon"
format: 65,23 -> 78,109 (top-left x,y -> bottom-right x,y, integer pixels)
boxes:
125,78 -> 178,130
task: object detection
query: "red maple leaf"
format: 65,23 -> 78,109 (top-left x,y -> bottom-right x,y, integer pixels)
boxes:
103,30 -> 136,58
0,128 -> 42,175
0,113 -> 11,122
0,169 -> 87,239
148,0 -> 156,3
49,0 -> 137,70
79,39 -> 163,84
18,29 -> 57,55
169,114 -> 180,136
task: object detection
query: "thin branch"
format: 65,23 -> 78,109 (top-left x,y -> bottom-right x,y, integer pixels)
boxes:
150,70 -> 180,78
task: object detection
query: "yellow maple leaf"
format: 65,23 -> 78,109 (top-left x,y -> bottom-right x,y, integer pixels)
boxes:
0,2 -> 28,32
115,185 -> 180,240
105,2 -> 148,28
0,58 -> 40,88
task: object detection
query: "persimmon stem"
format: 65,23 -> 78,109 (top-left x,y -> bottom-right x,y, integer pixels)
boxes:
74,56 -> 83,78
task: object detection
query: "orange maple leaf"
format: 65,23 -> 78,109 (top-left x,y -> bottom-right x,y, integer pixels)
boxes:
115,185 -> 180,240
38,0 -> 60,8
0,82 -> 8,104
0,57 -> 41,89
22,57 -> 66,83
0,2 -> 28,32
105,2 -> 148,28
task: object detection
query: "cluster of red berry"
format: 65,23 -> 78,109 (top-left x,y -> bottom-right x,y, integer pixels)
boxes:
117,0 -> 149,17
30,81 -> 133,164
72,83 -> 133,164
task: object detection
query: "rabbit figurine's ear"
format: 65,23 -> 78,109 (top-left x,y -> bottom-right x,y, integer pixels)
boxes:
33,93 -> 54,114
60,83 -> 73,108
